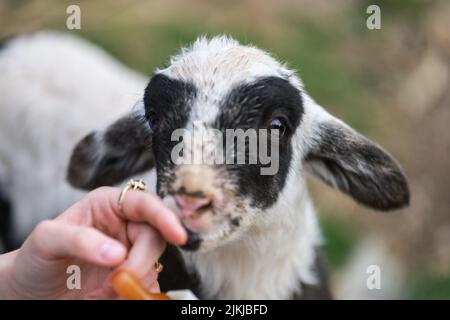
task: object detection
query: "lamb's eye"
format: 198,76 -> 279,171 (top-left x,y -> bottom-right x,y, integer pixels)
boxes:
146,111 -> 159,130
267,118 -> 287,136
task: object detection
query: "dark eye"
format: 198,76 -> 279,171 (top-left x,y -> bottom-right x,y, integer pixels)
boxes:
146,111 -> 159,130
267,117 -> 287,136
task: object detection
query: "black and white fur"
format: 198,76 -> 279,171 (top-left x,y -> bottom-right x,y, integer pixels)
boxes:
0,33 -> 409,299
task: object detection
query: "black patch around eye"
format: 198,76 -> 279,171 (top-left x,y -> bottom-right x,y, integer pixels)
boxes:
216,76 -> 303,131
215,76 -> 304,209
143,73 -> 197,196
144,73 -> 197,127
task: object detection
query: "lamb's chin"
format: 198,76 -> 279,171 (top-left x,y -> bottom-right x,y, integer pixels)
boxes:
180,222 -> 238,252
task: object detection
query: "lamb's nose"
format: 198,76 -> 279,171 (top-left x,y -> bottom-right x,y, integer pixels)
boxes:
175,192 -> 212,217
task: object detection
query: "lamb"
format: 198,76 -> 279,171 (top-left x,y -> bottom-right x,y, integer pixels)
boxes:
0,32 -> 409,299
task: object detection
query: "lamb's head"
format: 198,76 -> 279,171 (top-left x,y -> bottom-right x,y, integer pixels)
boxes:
67,36 -> 409,252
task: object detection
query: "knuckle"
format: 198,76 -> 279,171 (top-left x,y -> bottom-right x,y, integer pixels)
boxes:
92,186 -> 113,195
87,186 -> 117,219
89,186 -> 113,204
30,220 -> 56,254
34,220 -> 54,237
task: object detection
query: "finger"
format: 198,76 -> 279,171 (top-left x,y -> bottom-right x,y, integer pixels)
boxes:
76,187 -> 187,245
31,220 -> 127,266
84,288 -> 113,300
141,270 -> 161,293
148,281 -> 161,294
84,286 -> 119,300
118,189 -> 187,245
119,222 -> 166,279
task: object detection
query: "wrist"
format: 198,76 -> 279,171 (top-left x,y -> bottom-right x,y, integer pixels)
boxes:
0,250 -> 19,299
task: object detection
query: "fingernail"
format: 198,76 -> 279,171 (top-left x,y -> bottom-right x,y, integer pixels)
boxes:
99,242 -> 124,261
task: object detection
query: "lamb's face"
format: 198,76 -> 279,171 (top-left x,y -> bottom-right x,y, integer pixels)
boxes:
68,36 -> 410,252
144,40 -> 305,250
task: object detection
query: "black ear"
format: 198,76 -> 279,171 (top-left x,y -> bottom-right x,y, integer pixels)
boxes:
67,102 -> 154,190
305,120 -> 409,211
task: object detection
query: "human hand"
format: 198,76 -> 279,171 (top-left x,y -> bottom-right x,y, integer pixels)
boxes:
0,186 -> 187,299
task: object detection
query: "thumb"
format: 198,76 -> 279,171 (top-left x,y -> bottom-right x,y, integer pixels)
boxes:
28,220 -> 127,267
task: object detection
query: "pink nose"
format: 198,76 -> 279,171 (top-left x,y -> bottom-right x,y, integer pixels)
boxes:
175,194 -> 212,217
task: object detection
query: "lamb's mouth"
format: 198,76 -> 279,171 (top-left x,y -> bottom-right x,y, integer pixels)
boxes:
163,193 -> 236,251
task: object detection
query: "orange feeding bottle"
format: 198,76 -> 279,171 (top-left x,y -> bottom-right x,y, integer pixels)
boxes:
111,269 -> 171,300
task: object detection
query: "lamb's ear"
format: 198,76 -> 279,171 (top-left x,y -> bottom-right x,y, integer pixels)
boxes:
304,118 -> 409,211
67,101 -> 154,190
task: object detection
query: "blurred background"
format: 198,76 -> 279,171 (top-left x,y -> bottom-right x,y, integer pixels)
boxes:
1,0 -> 449,299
